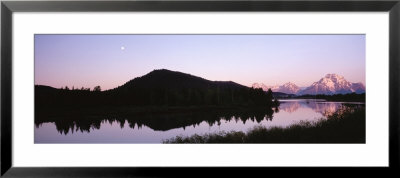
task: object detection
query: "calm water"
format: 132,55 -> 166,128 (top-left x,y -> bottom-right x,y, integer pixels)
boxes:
34,99 -> 364,143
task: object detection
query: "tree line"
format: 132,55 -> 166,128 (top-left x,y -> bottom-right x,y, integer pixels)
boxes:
296,93 -> 365,102
35,85 -> 280,108
60,85 -> 101,92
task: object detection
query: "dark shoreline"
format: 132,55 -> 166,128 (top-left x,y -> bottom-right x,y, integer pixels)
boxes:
286,93 -> 366,103
278,98 -> 366,104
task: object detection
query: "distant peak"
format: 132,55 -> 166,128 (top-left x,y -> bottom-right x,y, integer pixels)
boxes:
324,74 -> 343,79
283,82 -> 297,86
299,73 -> 365,95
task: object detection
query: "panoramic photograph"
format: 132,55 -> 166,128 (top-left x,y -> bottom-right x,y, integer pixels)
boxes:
34,34 -> 365,143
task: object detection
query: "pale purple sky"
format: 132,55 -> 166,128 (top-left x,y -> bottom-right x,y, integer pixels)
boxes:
35,35 -> 365,90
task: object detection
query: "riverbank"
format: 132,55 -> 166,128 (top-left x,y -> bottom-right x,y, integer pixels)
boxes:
163,107 -> 365,143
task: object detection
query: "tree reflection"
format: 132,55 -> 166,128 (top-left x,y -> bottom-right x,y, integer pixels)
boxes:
35,107 -> 276,135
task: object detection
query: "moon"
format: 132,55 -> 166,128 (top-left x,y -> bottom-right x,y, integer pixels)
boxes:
120,46 -> 125,50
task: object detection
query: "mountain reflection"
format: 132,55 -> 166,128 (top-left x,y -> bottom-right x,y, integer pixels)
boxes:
35,108 -> 276,135
279,100 -> 363,117
279,101 -> 301,113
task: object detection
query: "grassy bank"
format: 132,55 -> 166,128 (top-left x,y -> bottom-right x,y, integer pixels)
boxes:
163,107 -> 365,143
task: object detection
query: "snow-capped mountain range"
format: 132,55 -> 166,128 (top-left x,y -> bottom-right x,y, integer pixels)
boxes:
252,82 -> 300,94
252,74 -> 365,95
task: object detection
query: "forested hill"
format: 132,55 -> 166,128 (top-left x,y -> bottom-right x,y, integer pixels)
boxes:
113,69 -> 245,91
36,69 -> 278,108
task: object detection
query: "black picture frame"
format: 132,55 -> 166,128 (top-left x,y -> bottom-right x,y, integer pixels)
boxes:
1,0 -> 399,177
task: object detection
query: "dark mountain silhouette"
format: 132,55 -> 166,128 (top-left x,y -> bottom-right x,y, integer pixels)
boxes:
113,69 -> 245,91
36,69 -> 278,108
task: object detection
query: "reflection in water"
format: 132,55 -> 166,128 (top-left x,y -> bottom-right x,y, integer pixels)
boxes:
34,100 -> 364,143
35,108 -> 275,135
279,99 -> 364,117
279,101 -> 301,113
